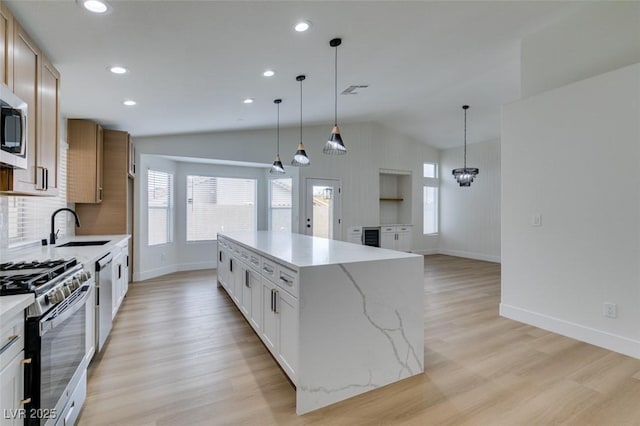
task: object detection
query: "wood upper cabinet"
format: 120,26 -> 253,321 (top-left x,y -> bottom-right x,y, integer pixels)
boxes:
67,119 -> 103,203
0,16 -> 60,196
127,136 -> 135,178
39,56 -> 60,192
75,129 -> 130,234
0,3 -> 14,88
10,21 -> 40,192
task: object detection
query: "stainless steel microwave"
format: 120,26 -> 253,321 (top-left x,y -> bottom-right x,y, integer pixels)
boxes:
0,88 -> 28,169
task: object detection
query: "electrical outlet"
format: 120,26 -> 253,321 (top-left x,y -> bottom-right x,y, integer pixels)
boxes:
532,214 -> 542,227
603,302 -> 617,318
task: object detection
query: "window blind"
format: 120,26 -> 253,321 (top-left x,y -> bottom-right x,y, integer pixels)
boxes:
8,144 -> 68,248
148,169 -> 173,246
186,176 -> 256,241
270,178 -> 292,232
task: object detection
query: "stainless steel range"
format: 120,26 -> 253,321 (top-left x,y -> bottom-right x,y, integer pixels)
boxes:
0,259 -> 93,426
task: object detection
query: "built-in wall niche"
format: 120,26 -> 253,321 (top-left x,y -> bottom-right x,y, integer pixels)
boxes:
379,169 -> 412,225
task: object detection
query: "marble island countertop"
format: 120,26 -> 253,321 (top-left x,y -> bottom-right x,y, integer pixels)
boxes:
220,231 -> 420,269
0,234 -> 130,268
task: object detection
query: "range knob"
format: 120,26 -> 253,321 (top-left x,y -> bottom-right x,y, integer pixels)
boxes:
78,273 -> 87,283
61,286 -> 71,297
48,290 -> 63,304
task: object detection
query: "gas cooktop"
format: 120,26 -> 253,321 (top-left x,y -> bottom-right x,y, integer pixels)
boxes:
0,259 -> 78,295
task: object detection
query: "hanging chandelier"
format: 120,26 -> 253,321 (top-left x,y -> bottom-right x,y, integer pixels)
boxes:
323,38 -> 347,155
452,105 -> 479,187
291,75 -> 310,166
270,99 -> 285,174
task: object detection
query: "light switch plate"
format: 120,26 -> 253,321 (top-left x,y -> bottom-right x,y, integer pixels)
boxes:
532,214 -> 542,227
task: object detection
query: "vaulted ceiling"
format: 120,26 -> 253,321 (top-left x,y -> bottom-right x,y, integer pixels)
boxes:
6,1 -> 582,149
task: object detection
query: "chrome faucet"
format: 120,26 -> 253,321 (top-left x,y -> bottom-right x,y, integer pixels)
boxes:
50,208 -> 81,245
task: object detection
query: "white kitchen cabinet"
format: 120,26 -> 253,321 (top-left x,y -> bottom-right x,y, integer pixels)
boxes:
0,308 -> 27,426
380,225 -> 412,252
111,250 -> 123,320
230,256 -> 242,306
0,350 -> 25,426
240,264 -> 262,331
261,276 -> 298,380
84,282 -> 95,363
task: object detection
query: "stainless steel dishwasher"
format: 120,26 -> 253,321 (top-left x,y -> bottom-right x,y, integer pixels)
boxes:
96,253 -> 113,352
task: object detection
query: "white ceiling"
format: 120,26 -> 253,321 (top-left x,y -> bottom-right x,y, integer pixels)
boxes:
6,1 -> 582,149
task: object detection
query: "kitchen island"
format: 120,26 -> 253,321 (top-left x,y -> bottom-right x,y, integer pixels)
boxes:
217,231 -> 424,415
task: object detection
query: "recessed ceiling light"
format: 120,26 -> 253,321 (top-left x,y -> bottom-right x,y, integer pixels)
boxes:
79,0 -> 111,14
263,70 -> 275,77
294,20 -> 311,32
123,100 -> 136,106
109,66 -> 128,75
243,98 -> 254,104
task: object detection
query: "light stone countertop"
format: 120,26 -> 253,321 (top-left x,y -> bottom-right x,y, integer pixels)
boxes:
220,231 -> 420,269
0,293 -> 34,324
0,234 -> 130,269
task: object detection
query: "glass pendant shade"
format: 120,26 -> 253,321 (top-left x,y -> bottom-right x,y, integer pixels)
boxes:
292,143 -> 310,166
270,154 -> 285,174
323,125 -> 347,155
452,105 -> 479,187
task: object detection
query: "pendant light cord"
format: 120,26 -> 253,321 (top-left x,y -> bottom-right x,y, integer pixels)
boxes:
276,102 -> 280,155
334,45 -> 338,126
300,79 -> 303,143
463,107 -> 467,169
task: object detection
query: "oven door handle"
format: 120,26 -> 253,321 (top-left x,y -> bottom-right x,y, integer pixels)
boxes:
40,286 -> 91,337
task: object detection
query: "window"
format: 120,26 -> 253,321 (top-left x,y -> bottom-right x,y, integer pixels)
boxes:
270,178 -> 292,232
423,162 -> 439,234
186,176 -> 257,241
148,170 -> 173,246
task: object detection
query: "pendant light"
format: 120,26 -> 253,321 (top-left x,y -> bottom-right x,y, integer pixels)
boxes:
452,105 -> 479,187
291,75 -> 310,166
270,99 -> 285,174
323,38 -> 347,155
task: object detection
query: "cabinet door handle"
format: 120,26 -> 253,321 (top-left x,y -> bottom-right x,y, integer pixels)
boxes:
36,167 -> 46,190
273,289 -> 278,314
230,259 -> 233,272
98,187 -> 103,201
126,255 -> 129,268
280,276 -> 293,286
219,251 -> 222,262
270,289 -> 274,312
118,264 -> 122,280
245,270 -> 250,288
263,266 -> 274,274
0,335 -> 20,355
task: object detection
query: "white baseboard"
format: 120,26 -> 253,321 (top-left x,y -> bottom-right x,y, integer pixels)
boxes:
177,261 -> 216,272
500,303 -> 640,359
413,248 -> 438,255
437,249 -> 501,263
134,265 -> 177,282
134,262 -> 217,282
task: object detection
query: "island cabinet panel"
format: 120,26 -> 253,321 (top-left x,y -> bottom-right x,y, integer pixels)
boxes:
216,232 -> 424,415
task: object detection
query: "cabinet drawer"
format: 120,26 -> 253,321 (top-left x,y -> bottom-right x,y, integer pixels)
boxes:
276,265 -> 298,298
382,226 -> 396,233
0,312 -> 25,370
239,248 -> 251,264
248,253 -> 261,271
261,259 -> 277,279
398,226 -> 410,232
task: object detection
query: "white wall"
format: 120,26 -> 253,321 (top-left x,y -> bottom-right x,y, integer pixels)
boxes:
501,63 -> 640,357
439,139 -> 501,262
133,121 -> 441,278
521,2 -> 640,97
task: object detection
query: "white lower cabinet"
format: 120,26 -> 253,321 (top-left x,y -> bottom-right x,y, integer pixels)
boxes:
0,350 -> 25,426
85,283 -> 95,362
380,225 -> 412,252
240,265 -> 262,332
1,309 -> 27,426
261,276 -> 298,380
218,236 -> 298,383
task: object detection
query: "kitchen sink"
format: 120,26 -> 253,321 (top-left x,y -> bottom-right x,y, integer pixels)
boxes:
57,240 -> 110,247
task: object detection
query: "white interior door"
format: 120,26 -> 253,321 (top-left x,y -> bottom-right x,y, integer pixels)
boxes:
305,178 -> 341,239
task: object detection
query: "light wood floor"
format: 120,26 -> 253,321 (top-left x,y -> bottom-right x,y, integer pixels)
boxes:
77,255 -> 640,425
